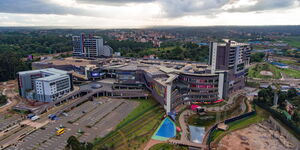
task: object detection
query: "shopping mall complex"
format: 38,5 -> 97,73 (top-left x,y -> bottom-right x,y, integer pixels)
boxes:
26,40 -> 251,113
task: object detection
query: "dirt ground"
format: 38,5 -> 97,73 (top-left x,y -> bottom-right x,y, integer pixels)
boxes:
0,80 -> 21,113
260,71 -> 273,76
218,122 -> 295,150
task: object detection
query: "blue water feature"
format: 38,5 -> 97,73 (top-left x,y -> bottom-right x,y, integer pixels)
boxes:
155,117 -> 176,138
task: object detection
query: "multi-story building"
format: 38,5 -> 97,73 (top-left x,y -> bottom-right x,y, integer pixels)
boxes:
72,34 -> 113,57
85,39 -> 251,113
209,40 -> 251,97
17,68 -> 73,102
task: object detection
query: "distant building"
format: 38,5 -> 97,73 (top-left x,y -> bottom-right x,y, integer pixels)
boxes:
17,68 -> 73,102
72,34 -> 113,57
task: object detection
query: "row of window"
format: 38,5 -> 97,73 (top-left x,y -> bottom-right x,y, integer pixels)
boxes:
180,77 -> 218,83
190,84 -> 216,88
183,95 -> 218,100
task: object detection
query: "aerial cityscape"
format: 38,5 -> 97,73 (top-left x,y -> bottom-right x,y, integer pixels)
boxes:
0,0 -> 300,150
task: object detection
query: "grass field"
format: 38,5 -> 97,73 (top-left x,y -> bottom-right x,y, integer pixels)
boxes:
280,68 -> 300,78
248,63 -> 300,79
248,63 -> 282,79
92,98 -> 164,150
281,36 -> 300,47
149,143 -> 188,150
278,60 -> 300,66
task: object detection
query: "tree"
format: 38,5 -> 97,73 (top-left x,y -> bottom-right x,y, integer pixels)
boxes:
292,112 -> 300,123
278,91 -> 287,108
66,136 -> 94,150
250,52 -> 265,63
66,136 -> 82,150
287,88 -> 298,99
0,94 -> 7,106
0,51 -> 31,81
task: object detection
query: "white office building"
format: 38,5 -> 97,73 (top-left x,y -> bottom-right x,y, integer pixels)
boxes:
17,68 -> 73,102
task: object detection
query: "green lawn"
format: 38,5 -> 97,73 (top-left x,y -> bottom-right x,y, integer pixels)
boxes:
248,63 -> 282,79
278,60 -> 300,66
279,68 -> 300,78
149,143 -> 188,150
92,98 -> 164,150
281,36 -> 300,47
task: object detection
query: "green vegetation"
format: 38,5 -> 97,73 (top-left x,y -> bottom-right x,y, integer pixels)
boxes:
0,51 -> 31,81
188,96 -> 246,128
149,143 -> 188,150
66,136 -> 93,150
279,68 -> 300,78
115,42 -> 209,62
209,105 -> 269,144
0,32 -> 71,56
250,52 -> 265,63
248,63 -> 282,79
249,62 -> 300,79
245,81 -> 260,88
209,112 -> 266,143
187,115 -> 216,128
281,36 -> 300,48
278,60 -> 300,66
255,87 -> 300,138
0,94 -> 7,106
92,98 -> 164,150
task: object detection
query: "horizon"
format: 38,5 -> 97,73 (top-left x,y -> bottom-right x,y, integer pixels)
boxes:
1,0 -> 300,27
1,25 -> 300,30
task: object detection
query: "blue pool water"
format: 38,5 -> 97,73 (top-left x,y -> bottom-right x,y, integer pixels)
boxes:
155,117 -> 176,138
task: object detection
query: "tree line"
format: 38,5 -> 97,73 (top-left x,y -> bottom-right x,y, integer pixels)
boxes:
111,41 -> 209,62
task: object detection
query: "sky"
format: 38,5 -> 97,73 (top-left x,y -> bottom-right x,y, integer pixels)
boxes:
0,0 -> 300,28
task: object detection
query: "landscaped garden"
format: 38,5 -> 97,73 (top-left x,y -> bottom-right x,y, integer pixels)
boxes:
187,95 -> 247,129
92,98 -> 165,150
248,63 -> 281,79
248,63 -> 300,79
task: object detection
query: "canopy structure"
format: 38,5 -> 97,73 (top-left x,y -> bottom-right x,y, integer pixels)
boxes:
191,104 -> 201,111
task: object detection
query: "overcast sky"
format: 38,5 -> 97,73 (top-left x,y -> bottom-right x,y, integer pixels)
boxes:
0,0 -> 300,28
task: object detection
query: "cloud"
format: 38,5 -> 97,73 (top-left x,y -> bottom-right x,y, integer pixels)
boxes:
0,0 -> 85,15
227,0 -> 299,12
0,0 -> 299,19
75,0 -> 156,5
157,0 -> 230,17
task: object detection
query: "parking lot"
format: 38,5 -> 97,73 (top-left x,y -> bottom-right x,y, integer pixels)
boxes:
5,98 -> 138,150
0,114 -> 24,132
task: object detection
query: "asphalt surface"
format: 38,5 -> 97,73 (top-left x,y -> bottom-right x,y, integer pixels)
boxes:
4,98 -> 138,150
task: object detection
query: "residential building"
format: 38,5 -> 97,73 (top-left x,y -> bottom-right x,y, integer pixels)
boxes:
72,34 -> 113,57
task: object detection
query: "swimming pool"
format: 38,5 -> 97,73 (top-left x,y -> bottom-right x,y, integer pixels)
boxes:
152,117 -> 176,141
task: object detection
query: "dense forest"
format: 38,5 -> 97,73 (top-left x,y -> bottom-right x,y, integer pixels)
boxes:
0,32 -> 72,56
0,51 -> 31,82
0,31 -> 72,81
